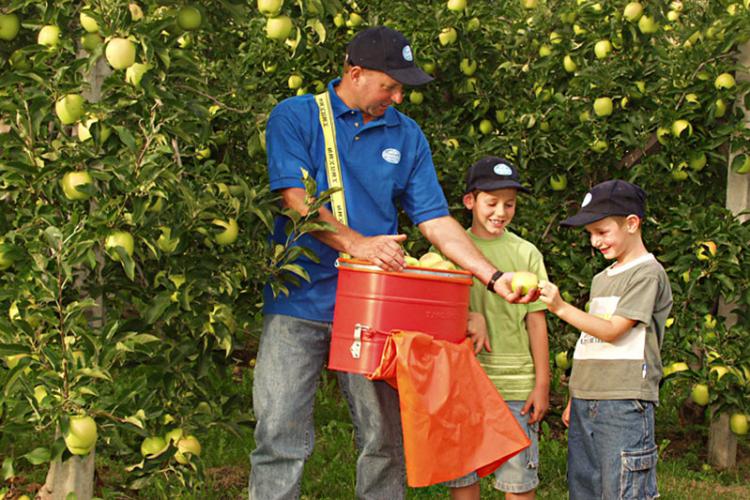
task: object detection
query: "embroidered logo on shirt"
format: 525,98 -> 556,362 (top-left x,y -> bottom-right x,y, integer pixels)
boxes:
382,148 -> 401,164
582,192 -> 593,207
402,45 -> 413,62
493,163 -> 513,176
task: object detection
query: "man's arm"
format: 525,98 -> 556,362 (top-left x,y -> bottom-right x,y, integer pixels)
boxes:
280,187 -> 406,270
418,215 -> 537,303
539,280 -> 636,342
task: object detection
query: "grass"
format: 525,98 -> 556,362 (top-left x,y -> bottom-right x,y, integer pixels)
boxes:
4,369 -> 749,499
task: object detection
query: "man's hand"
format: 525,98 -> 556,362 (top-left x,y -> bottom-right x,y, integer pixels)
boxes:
466,312 -> 491,355
521,384 -> 549,424
348,234 -> 407,271
492,272 -> 541,304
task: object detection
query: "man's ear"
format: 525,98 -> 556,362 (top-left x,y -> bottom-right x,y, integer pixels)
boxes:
463,192 -> 475,210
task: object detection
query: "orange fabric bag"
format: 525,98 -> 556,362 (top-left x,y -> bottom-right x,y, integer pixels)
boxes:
368,330 -> 531,487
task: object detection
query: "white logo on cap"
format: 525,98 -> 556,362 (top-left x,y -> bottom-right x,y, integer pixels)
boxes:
382,148 -> 401,164
582,193 -> 593,207
493,163 -> 513,176
402,45 -> 413,62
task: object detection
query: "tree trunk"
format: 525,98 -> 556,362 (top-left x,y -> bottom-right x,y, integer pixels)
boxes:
707,411 -> 737,469
38,451 -> 96,500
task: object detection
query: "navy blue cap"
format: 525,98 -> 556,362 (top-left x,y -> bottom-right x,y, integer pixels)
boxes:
561,180 -> 647,227
465,156 -> 530,194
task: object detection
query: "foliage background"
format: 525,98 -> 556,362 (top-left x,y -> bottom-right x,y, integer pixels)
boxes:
1,0 -> 750,495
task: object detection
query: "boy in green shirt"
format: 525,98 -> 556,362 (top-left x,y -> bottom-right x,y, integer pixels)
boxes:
445,157 -> 550,500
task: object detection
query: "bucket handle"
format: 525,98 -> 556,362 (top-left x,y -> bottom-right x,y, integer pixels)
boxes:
350,324 -> 368,359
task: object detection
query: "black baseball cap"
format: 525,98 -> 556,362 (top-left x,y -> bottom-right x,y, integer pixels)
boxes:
561,180 -> 647,227
465,156 -> 530,194
346,26 -> 433,86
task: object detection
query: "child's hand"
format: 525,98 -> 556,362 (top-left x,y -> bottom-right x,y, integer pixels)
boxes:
562,399 -> 571,428
521,384 -> 549,424
466,312 -> 491,354
538,279 -> 565,314
493,273 -> 541,304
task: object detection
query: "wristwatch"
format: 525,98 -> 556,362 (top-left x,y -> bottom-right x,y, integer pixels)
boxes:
486,270 -> 504,293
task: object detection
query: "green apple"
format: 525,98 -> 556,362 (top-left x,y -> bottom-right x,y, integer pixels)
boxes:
287,74 -> 303,89
511,271 -> 538,295
34,385 -> 48,404
704,313 -> 717,329
125,62 -> 150,87
0,246 -> 15,270
593,97 -> 613,117
346,13 -> 364,27
620,96 -> 629,109
684,93 -> 700,107
258,0 -> 283,17
590,139 -> 608,153
157,227 -> 180,253
538,44 -> 552,57
174,435 -> 201,464
550,174 -> 567,191
438,27 -> 457,46
10,49 -> 31,70
671,165 -> 688,181
670,361 -> 689,373
459,58 -> 477,76
332,12 -> 345,27
61,171 -> 94,201
105,231 -> 135,261
714,72 -> 735,90
64,415 -> 98,455
638,15 -> 659,34
81,32 -> 103,51
38,25 -> 61,47
521,0 -> 538,8
710,365 -> 729,380
4,353 -> 28,369
266,15 -> 293,41
714,98 -> 727,118
671,119 -> 692,137
80,11 -> 99,33
730,413 -> 748,435
623,2 -> 643,22
77,117 -> 111,142
467,17 -> 481,31
177,6 -> 202,30
688,152 -> 707,171
105,37 -> 136,69
667,10 -> 680,22
404,255 -> 419,266
549,31 -> 562,44
141,436 -> 168,457
0,13 -> 21,41
409,90 -> 424,105
478,119 -> 493,135
691,383 -> 709,406
55,94 -> 85,125
212,218 -> 239,245
447,0 -> 466,11
578,110 -> 591,122
555,351 -> 570,370
563,55 -> 577,72
733,154 -> 750,174
696,240 -> 717,260
594,40 -> 612,59
573,24 -> 587,36
656,126 -> 671,145
165,427 -> 184,444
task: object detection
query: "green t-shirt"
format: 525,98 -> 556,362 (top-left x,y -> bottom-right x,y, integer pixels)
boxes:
569,253 -> 673,402
466,230 -> 549,401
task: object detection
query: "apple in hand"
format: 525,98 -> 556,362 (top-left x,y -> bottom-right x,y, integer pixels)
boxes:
511,271 -> 538,295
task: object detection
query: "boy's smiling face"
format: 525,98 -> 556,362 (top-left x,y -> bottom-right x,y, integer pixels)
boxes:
584,215 -> 641,262
464,188 -> 517,239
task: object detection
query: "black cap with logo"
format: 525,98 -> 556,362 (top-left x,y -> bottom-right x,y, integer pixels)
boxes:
561,180 -> 647,227
465,156 -> 530,194
346,26 -> 433,86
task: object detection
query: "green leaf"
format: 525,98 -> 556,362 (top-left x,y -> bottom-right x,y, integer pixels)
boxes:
113,125 -> 137,151
2,457 -> 14,481
23,447 -> 51,465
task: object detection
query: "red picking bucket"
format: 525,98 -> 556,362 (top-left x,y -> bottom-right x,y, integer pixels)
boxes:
328,258 -> 473,375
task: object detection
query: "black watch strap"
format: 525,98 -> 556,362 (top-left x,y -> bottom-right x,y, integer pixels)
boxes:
486,270 -> 504,293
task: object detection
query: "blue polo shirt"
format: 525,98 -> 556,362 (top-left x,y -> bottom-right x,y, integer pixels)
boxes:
263,79 -> 449,322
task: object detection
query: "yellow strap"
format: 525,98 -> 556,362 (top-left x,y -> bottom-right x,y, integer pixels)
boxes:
315,91 -> 348,227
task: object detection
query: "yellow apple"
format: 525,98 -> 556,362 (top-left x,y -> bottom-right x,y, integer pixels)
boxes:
593,97 -> 613,117
212,218 -> 239,245
55,94 -> 85,125
38,25 -> 61,47
438,27 -> 457,46
594,40 -> 612,59
418,252 -> 444,268
691,383 -> 709,406
105,37 -> 136,69
64,415 -> 98,455
177,6 -> 202,30
670,361 -> 689,373
730,413 -> 748,435
714,73 -> 735,89
80,12 -> 99,33
266,15 -> 293,41
563,55 -> 577,72
61,171 -> 94,201
671,119 -> 692,137
258,0 -> 284,17
105,231 -> 135,261
511,272 -> 538,295
623,2 -> 643,22
447,0 -> 467,11
0,13 -> 21,41
404,256 -> 419,266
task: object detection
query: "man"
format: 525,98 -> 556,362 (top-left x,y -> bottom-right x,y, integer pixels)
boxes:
250,26 -> 534,500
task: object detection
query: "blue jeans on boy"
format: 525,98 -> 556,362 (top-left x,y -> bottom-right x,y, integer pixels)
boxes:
249,314 -> 406,500
568,398 -> 659,500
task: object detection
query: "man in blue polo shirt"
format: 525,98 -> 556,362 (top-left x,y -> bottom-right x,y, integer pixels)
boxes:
250,26 -> 534,499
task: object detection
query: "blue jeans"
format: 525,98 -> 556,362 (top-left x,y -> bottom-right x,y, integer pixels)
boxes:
249,314 -> 405,500
568,398 -> 659,500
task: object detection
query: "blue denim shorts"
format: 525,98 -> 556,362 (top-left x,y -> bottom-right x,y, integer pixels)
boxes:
567,398 -> 659,500
442,400 -> 539,493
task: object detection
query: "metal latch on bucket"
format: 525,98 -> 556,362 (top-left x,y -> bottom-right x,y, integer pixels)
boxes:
351,324 -> 369,359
